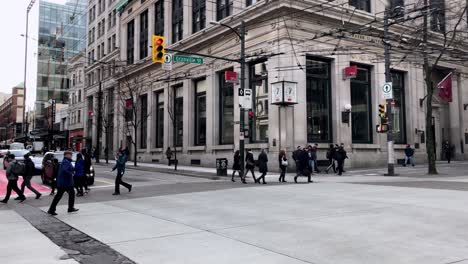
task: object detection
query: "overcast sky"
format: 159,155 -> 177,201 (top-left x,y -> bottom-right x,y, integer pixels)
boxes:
0,0 -> 69,109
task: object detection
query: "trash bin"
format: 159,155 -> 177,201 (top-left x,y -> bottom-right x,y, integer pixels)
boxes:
216,158 -> 228,176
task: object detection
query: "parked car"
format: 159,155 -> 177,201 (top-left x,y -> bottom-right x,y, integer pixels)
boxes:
40,151 -> 95,185
2,149 -> 32,169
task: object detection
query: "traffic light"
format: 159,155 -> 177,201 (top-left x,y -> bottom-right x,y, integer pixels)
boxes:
378,104 -> 386,118
152,35 -> 165,63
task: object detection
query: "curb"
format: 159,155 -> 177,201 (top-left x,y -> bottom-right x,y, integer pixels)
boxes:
93,162 -> 223,180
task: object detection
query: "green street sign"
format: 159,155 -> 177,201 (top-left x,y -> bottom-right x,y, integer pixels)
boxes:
173,55 -> 204,64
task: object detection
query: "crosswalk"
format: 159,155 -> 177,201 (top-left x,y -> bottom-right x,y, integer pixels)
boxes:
0,170 -> 50,197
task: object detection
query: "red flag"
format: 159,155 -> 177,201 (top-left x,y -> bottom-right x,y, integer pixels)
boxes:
437,72 -> 452,102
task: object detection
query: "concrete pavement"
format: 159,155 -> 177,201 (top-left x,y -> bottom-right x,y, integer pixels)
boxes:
3,162 -> 468,263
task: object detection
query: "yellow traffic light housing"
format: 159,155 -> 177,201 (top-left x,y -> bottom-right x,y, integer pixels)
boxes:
378,103 -> 386,118
152,35 -> 165,63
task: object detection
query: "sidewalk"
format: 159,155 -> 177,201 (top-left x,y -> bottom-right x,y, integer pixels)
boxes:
0,209 -> 78,264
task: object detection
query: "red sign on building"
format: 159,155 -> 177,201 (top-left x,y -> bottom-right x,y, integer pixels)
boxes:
343,65 -> 358,80
225,71 -> 238,83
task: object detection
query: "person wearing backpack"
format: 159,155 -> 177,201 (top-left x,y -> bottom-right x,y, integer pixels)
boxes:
1,154 -> 26,204
20,154 -> 41,200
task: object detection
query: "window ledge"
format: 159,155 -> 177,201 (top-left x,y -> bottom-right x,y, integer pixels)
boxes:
212,145 -> 234,150
137,149 -> 147,153
188,146 -> 206,151
351,144 -> 380,149
394,144 -> 410,150
150,148 -> 163,153
245,143 -> 268,149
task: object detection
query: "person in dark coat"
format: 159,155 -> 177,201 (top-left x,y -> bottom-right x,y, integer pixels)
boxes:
231,150 -> 243,183
50,158 -> 59,195
292,146 -> 301,173
335,145 -> 348,176
257,149 -> 268,184
1,154 -> 26,204
20,154 -> 41,200
443,140 -> 453,163
294,148 -> 312,183
278,150 -> 288,183
243,149 -> 257,183
313,143 -> 320,173
166,147 -> 173,166
325,144 -> 337,173
112,150 -> 132,195
74,154 -> 86,196
47,151 -> 79,215
307,145 -> 316,175
403,144 -> 415,167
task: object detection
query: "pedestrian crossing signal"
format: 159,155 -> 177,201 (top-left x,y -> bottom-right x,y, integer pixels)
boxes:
376,124 -> 389,133
152,35 -> 165,63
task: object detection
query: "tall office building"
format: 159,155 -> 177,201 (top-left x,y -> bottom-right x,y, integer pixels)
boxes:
35,0 -> 87,130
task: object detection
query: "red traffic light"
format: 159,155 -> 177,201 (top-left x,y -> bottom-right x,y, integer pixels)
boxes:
248,111 -> 254,117
156,38 -> 163,46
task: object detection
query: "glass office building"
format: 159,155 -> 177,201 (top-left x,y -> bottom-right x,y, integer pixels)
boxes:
36,0 -> 87,129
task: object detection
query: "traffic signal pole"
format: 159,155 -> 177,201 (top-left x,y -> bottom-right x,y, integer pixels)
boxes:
384,10 -> 395,176
239,21 -> 246,178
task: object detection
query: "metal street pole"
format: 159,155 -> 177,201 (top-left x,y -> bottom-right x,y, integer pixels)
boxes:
96,80 -> 102,163
23,0 -> 36,137
239,21 -> 246,178
384,10 -> 395,176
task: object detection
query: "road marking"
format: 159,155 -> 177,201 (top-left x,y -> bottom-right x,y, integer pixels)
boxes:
95,179 -> 115,185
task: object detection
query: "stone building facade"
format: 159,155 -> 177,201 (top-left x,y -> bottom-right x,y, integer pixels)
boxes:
86,0 -> 468,168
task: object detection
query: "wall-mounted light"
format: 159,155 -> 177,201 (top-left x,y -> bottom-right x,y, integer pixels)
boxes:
342,104 -> 352,125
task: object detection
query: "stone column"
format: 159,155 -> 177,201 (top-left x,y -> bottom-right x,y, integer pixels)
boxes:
449,73 -> 462,159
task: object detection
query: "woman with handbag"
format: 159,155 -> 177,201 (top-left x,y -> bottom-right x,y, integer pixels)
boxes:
257,149 -> 269,184
243,149 -> 257,183
278,150 -> 288,182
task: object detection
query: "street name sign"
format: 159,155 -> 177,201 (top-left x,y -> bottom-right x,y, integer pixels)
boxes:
173,55 -> 204,64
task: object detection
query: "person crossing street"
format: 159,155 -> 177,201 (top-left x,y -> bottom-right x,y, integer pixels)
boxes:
1,154 -> 26,204
112,150 -> 132,195
20,154 -> 41,200
47,151 -> 79,215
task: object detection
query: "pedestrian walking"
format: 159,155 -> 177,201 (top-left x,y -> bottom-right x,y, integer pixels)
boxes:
313,143 -> 321,173
47,151 -> 79,215
294,147 -> 313,183
292,146 -> 301,173
257,149 -> 268,184
1,154 -> 26,204
82,149 -> 92,193
112,150 -> 132,195
443,140 -> 453,163
307,145 -> 316,175
335,144 -> 348,176
403,144 -> 415,167
20,154 -> 41,200
339,143 -> 347,172
243,149 -> 257,183
166,147 -> 173,166
231,150 -> 243,183
50,158 -> 59,195
325,144 -> 337,173
278,150 -> 288,183
74,154 -> 85,196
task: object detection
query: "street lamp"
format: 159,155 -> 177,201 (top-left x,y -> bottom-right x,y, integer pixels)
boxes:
23,0 -> 37,138
209,20 -> 247,178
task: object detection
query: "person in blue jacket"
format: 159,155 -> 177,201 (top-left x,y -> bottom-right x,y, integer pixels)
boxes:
74,153 -> 86,196
47,151 -> 79,216
112,150 -> 132,195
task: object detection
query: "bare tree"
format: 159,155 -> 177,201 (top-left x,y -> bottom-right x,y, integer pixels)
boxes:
419,0 -> 468,174
167,80 -> 179,171
117,70 -> 151,167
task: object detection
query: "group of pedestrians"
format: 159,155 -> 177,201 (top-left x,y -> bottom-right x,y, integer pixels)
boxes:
230,144 -> 348,184
1,153 -> 41,204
